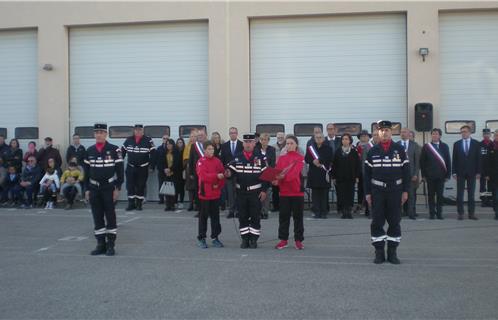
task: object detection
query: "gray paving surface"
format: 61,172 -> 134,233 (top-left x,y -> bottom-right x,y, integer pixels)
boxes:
1,203 -> 497,319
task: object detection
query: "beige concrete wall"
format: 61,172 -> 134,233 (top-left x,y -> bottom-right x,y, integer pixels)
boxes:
1,1 -> 498,152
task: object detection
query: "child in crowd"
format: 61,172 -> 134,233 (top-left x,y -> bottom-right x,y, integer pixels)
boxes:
1,166 -> 20,207
60,161 -> 84,209
39,167 -> 60,209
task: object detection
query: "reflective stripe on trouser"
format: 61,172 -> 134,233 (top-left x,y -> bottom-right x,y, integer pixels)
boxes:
126,165 -> 149,199
90,187 -> 117,240
370,187 -> 402,247
237,192 -> 261,239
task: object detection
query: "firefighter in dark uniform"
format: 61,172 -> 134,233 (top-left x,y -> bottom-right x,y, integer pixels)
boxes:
226,134 -> 269,249
364,120 -> 410,264
484,129 -> 498,220
84,123 -> 124,256
479,128 -> 493,207
122,124 -> 156,211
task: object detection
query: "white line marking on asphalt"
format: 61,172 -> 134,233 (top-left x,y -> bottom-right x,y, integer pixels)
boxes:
58,236 -> 88,241
34,246 -> 52,253
118,216 -> 141,226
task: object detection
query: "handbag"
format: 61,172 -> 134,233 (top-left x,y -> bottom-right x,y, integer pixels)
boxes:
159,181 -> 176,196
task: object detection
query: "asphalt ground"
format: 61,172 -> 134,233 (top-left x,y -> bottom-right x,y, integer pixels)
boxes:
1,203 -> 497,319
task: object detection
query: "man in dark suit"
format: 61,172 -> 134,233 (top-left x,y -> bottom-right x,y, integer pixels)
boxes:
221,127 -> 243,218
325,123 -> 341,152
398,128 -> 421,219
452,125 -> 481,220
420,128 -> 451,219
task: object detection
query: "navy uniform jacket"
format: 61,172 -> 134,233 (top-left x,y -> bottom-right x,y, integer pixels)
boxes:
485,143 -> 498,182
420,142 -> 451,180
364,141 -> 410,194
121,135 -> 156,168
84,141 -> 124,190
228,150 -> 270,193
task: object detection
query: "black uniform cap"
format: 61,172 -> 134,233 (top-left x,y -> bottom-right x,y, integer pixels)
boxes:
242,133 -> 256,141
483,128 -> 491,134
94,123 -> 108,131
134,124 -> 144,129
357,130 -> 372,139
377,120 -> 393,129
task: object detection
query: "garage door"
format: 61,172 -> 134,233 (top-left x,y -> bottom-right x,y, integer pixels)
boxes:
69,21 -> 209,143
440,12 -> 498,197
250,14 -> 407,136
70,22 -> 208,201
0,29 -> 38,146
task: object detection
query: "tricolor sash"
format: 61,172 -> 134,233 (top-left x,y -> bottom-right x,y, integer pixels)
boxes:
308,145 -> 331,178
194,141 -> 204,158
426,143 -> 446,172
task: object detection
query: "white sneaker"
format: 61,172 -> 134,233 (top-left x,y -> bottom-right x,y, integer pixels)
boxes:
44,202 -> 50,210
48,202 -> 54,210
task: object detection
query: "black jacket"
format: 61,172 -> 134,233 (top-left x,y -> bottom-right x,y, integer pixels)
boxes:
332,147 -> 360,182
37,146 -> 62,170
66,145 -> 86,166
485,143 -> 498,182
21,165 -> 42,185
257,145 -> 276,168
452,138 -> 481,176
305,142 -> 333,188
420,142 -> 451,180
221,140 -> 243,165
4,148 -> 23,173
161,149 -> 182,182
154,144 -> 167,172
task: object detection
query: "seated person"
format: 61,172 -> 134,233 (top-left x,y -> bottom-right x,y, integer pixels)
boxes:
1,166 -> 20,207
18,156 -> 42,209
39,167 -> 60,210
60,161 -> 84,209
0,158 -> 6,200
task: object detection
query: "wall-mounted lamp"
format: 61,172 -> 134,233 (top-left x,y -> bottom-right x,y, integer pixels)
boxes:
419,48 -> 429,62
42,64 -> 53,71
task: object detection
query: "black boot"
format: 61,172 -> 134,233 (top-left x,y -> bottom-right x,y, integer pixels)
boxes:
346,207 -> 353,219
374,247 -> 385,264
340,209 -> 347,219
136,199 -> 143,211
240,236 -> 250,249
90,237 -> 107,255
387,246 -> 400,264
125,199 -> 136,211
106,235 -> 116,256
249,236 -> 258,249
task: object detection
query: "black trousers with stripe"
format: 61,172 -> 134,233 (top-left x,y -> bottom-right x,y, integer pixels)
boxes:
89,185 -> 117,241
370,186 -> 402,248
126,165 -> 149,199
237,191 -> 261,240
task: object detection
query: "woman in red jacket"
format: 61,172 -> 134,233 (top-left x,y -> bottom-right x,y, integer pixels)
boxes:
273,135 -> 305,250
196,141 -> 226,249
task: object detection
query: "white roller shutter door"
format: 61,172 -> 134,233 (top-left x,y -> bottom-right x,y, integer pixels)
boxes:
69,22 -> 208,201
0,29 -> 38,145
250,14 -> 407,136
69,21 -> 209,142
440,12 -> 498,198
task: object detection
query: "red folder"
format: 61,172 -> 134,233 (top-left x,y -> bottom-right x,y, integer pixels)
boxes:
259,167 -> 282,182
